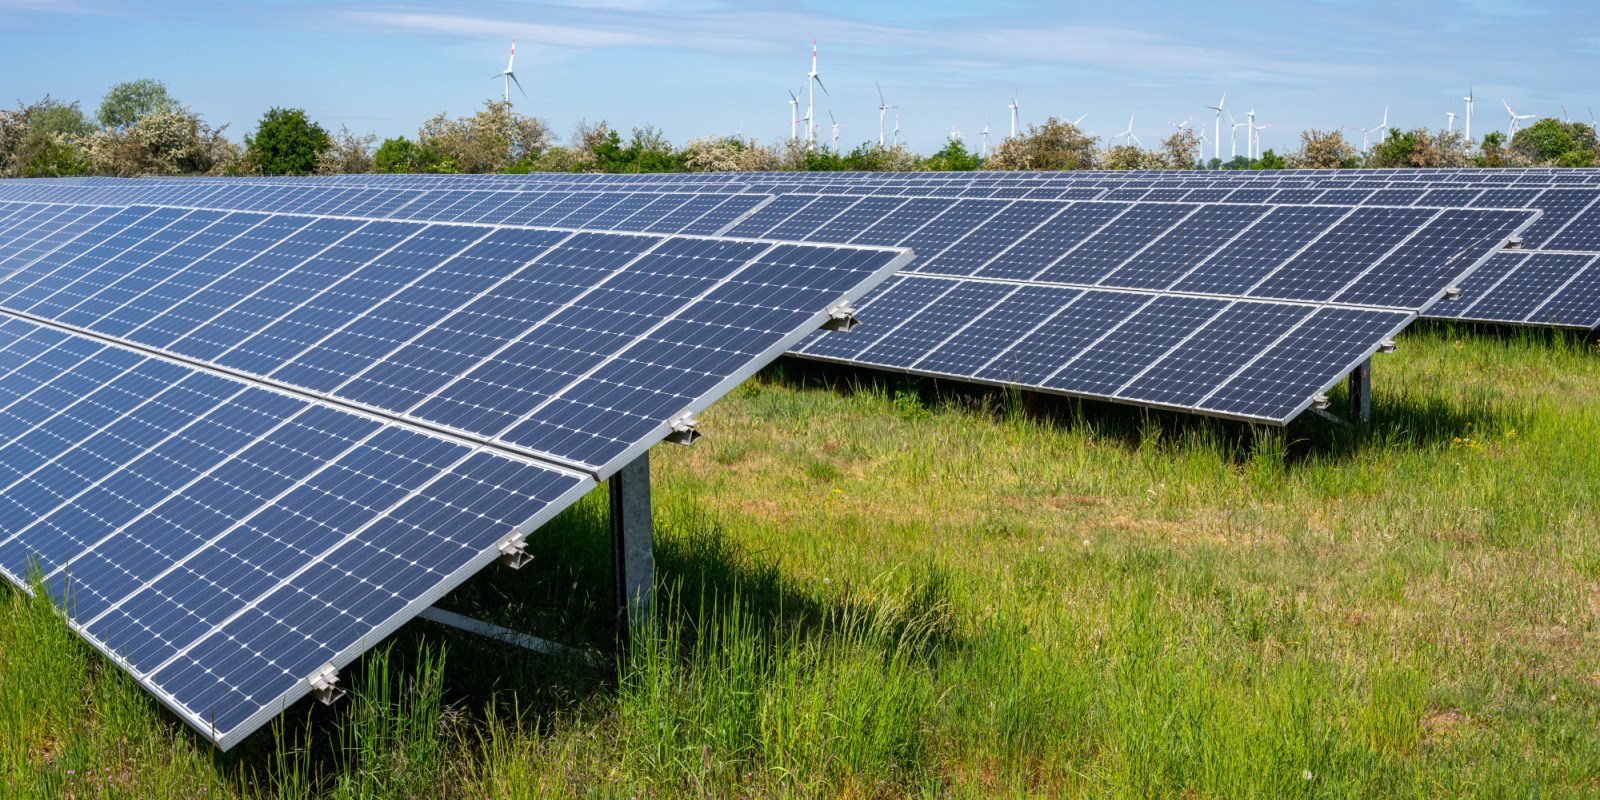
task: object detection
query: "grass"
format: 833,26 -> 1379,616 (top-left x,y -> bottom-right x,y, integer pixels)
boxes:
1,319 -> 1598,798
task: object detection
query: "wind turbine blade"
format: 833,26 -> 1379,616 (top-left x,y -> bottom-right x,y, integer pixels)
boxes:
877,81 -> 885,105
815,76 -> 828,95
510,73 -> 527,98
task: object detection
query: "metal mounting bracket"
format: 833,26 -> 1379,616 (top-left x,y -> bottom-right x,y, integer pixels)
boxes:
1377,338 -> 1397,354
306,663 -> 345,705
820,302 -> 860,332
665,412 -> 701,446
495,531 -> 532,569
1504,235 -> 1525,250
1442,287 -> 1462,300
1310,393 -> 1330,410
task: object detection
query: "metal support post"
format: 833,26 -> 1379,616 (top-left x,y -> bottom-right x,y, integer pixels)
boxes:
610,451 -> 653,641
1347,358 -> 1372,426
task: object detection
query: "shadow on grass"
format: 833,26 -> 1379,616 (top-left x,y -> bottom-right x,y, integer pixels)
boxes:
765,354 -> 1529,469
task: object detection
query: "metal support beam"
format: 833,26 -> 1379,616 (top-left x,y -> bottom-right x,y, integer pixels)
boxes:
418,607 -> 598,665
1347,358 -> 1372,426
610,451 -> 653,641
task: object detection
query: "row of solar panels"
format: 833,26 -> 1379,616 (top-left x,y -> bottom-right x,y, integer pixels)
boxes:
5,175 -> 1594,332
0,188 -> 910,749
0,177 -> 1544,430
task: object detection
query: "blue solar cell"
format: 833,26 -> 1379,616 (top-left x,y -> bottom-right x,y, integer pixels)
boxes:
1248,206 -> 1434,302
1198,307 -> 1408,419
1098,204 -> 1270,290
912,201 -> 1062,277
972,202 -> 1127,281
1033,203 -> 1195,285
1335,209 -> 1533,308
676,194 -> 770,235
766,196 -> 860,241
1044,295 -> 1226,397
1424,251 -> 1525,320
1517,189 -> 1598,246
793,275 -> 950,362
808,197 -> 908,243
977,290 -> 1150,385
722,195 -> 817,239
1523,256 -> 1600,327
1116,301 -> 1311,408
849,198 -> 956,246
1458,252 -> 1591,322
913,284 -> 1084,376
897,200 -> 1009,273
855,281 -> 1016,368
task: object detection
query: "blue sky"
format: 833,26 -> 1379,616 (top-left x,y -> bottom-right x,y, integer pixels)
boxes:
2,0 -> 1596,157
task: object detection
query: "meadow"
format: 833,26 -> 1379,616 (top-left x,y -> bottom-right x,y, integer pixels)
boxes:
1,320 -> 1597,799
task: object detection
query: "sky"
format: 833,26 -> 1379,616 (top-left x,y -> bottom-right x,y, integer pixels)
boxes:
2,0 -> 1597,159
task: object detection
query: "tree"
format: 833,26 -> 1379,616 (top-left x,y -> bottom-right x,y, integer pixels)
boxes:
84,106 -> 239,176
417,99 -> 552,174
925,138 -> 981,171
316,125 -> 378,175
373,137 -> 415,173
0,96 -> 94,177
1159,127 -> 1202,169
1286,129 -> 1358,169
1511,118 -> 1599,165
1250,149 -> 1286,169
1479,131 -> 1508,168
96,79 -> 177,129
244,107 -> 329,175
20,131 -> 91,177
986,117 -> 1098,171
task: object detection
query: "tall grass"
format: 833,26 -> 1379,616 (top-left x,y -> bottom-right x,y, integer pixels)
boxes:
0,322 -> 1597,798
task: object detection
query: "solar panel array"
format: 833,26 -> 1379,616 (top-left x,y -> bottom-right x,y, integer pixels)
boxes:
0,181 -> 910,749
1,170 -> 1566,420
12,168 -> 1593,330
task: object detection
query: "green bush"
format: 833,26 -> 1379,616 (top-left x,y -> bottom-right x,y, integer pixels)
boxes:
245,107 -> 329,176
373,137 -> 415,173
96,79 -> 176,129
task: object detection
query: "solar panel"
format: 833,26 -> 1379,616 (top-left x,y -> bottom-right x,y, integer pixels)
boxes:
0,181 -> 912,750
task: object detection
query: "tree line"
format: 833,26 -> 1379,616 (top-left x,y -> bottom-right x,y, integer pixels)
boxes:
3,80 -> 1596,178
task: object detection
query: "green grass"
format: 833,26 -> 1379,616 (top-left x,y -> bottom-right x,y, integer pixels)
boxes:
2,320 -> 1598,798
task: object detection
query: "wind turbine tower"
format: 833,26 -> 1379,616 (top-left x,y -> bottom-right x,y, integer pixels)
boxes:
788,89 -> 800,141
876,83 -> 898,147
1464,87 -> 1474,141
1206,92 -> 1227,164
1009,92 -> 1020,138
804,40 -> 828,149
491,38 -> 526,102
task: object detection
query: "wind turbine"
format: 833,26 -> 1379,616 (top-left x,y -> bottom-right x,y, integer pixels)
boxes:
491,38 -> 526,102
788,88 -> 800,141
830,111 -> 847,150
1112,116 -> 1141,148
876,82 -> 897,147
979,118 -> 993,157
1245,109 -> 1258,159
1347,124 -> 1371,156
1009,91 -> 1020,138
1562,105 -> 1570,123
1205,91 -> 1227,164
1230,115 -> 1247,160
1370,107 -> 1389,147
1253,123 -> 1273,157
892,114 -> 904,146
1073,113 -> 1087,126
1447,98 -> 1456,133
950,123 -> 966,144
1504,100 -> 1537,137
804,40 -> 828,149
1464,86 -> 1475,141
